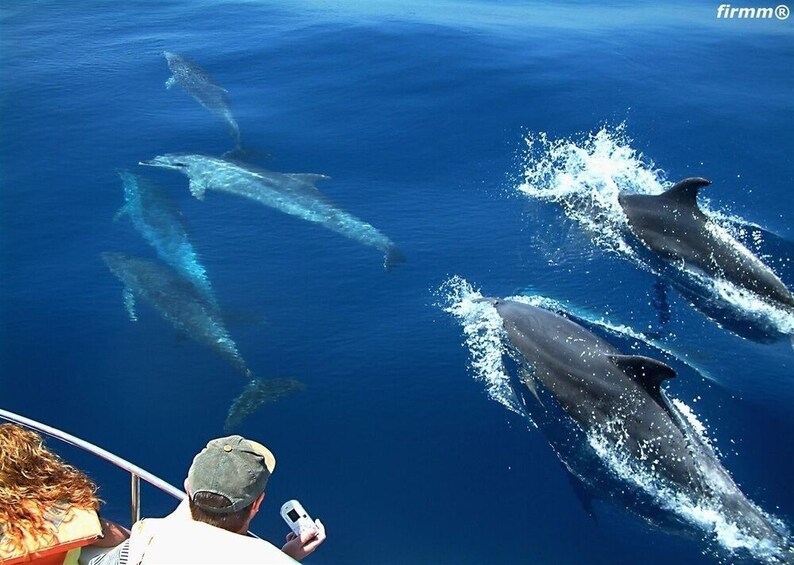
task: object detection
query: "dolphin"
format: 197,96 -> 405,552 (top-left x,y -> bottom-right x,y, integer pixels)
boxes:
139,153 -> 405,270
101,252 -> 251,379
102,252 -> 306,427
163,51 -> 241,154
224,377 -> 307,431
618,178 -> 794,308
487,297 -> 787,556
115,170 -> 216,307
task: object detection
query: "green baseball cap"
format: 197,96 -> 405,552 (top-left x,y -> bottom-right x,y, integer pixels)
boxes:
186,435 -> 276,513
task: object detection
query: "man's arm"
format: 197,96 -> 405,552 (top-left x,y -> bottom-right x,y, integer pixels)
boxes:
92,518 -> 131,548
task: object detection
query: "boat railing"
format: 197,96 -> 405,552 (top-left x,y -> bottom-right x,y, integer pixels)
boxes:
0,407 -> 184,526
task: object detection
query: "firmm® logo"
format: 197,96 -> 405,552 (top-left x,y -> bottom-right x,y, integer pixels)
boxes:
716,4 -> 791,18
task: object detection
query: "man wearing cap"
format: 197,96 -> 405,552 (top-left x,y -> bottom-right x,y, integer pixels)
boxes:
88,435 -> 325,564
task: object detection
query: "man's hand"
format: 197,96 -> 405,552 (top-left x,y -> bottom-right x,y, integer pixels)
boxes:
281,519 -> 326,561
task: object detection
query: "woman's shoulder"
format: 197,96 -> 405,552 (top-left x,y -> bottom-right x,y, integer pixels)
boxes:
1,505 -> 102,564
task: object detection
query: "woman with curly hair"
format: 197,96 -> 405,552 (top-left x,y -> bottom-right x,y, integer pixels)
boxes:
0,423 -> 129,563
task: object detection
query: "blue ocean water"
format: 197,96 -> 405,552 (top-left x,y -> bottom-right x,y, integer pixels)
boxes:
1,1 -> 792,563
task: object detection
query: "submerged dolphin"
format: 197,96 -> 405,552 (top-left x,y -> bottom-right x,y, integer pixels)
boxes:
619,178 -> 794,308
101,252 -> 251,378
163,51 -> 241,153
102,252 -> 306,428
140,153 -> 405,270
487,298 -> 787,556
224,377 -> 306,431
116,170 -> 216,306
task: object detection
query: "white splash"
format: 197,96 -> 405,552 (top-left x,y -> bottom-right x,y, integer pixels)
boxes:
709,278 -> 794,335
516,124 -> 794,338
517,123 -> 665,257
670,398 -> 708,439
437,276 -> 523,416
588,411 -> 787,562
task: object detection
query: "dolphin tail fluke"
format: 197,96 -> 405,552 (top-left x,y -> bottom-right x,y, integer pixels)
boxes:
229,121 -> 241,149
221,145 -> 272,161
384,245 -> 406,271
224,377 -> 307,431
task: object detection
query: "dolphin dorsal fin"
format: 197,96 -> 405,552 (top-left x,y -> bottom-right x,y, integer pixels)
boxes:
661,177 -> 712,207
609,354 -> 676,396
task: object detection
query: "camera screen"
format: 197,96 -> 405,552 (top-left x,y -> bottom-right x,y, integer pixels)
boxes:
287,509 -> 300,522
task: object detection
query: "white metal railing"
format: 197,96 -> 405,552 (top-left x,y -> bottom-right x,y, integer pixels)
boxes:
0,407 -> 184,525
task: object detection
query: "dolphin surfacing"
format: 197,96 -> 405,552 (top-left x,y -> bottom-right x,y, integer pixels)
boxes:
618,178 -> 794,308
488,298 -> 788,557
140,153 -> 405,270
163,51 -> 242,154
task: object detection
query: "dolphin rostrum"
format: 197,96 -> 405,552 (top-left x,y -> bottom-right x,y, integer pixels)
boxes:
487,297 -> 788,557
163,51 -> 241,154
115,170 -> 216,307
101,252 -> 250,378
618,178 -> 794,308
140,153 -> 405,270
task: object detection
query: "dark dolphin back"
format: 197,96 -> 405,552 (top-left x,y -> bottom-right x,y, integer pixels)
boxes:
619,179 -> 794,308
491,298 -> 788,552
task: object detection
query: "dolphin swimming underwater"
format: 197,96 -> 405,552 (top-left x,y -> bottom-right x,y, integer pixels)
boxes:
101,252 -> 250,378
618,177 -> 794,309
163,51 -> 242,154
116,170 -> 216,306
102,252 -> 306,429
485,297 -> 788,558
139,153 -> 405,270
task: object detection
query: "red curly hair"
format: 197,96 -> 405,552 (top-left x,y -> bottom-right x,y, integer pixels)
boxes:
0,423 -> 100,556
